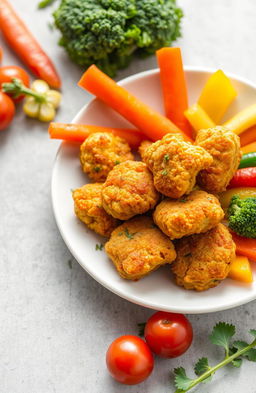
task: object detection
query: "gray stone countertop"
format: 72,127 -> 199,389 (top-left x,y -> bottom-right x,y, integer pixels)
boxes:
1,1 -> 256,392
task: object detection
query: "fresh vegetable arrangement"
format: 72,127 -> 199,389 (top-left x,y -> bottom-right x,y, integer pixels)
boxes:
0,0 -> 61,88
106,314 -> 256,390
50,47 -> 256,288
0,2 -> 62,130
52,0 -> 183,76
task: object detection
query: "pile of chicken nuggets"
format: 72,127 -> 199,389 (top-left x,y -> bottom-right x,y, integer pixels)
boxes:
72,127 -> 241,291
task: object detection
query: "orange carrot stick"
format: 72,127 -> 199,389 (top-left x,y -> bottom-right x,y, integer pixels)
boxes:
156,47 -> 193,139
78,65 -> 192,142
48,123 -> 145,150
0,0 -> 61,88
240,125 -> 256,147
241,142 -> 256,155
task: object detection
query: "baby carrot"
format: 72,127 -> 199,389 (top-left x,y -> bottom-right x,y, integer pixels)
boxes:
240,125 -> 256,147
48,123 -> 145,149
241,142 -> 256,155
0,0 -> 61,88
78,65 -> 192,142
157,47 -> 193,139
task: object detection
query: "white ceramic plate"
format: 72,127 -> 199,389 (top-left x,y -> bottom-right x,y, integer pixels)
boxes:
52,67 -> 256,314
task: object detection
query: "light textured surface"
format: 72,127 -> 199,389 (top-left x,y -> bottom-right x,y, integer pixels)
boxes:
1,1 -> 256,392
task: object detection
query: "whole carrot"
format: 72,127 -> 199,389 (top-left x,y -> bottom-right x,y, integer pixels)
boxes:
157,47 -> 193,139
48,123 -> 145,149
78,65 -> 192,142
0,0 -> 61,88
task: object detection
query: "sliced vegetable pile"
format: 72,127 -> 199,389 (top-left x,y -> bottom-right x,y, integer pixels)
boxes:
50,46 -> 256,285
106,313 -> 256,390
0,0 -> 62,130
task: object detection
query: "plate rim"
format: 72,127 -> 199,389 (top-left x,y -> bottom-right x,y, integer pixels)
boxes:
51,66 -> 256,314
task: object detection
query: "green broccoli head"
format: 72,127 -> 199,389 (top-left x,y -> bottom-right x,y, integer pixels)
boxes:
53,0 -> 183,76
228,195 -> 256,238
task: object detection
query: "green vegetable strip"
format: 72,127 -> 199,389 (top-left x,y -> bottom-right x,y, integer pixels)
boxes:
239,152 -> 256,169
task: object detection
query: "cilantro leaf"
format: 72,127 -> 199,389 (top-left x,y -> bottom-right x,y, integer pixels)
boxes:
232,340 -> 256,362
194,358 -> 212,383
210,322 -> 236,355
174,367 -> 193,391
194,357 -> 210,375
250,329 -> 256,338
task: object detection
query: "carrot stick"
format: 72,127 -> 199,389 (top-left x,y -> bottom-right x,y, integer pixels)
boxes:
231,232 -> 256,262
240,125 -> 256,147
48,123 -> 145,150
0,0 -> 61,88
241,142 -> 256,155
156,47 -> 193,139
78,65 -> 192,142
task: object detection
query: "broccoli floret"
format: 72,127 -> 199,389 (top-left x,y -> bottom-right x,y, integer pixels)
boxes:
53,0 -> 183,76
228,195 -> 256,238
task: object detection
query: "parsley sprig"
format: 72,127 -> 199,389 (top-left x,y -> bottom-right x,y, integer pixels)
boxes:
173,322 -> 256,393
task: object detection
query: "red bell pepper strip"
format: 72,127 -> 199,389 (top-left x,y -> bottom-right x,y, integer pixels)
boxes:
228,167 -> 256,188
0,0 -> 61,88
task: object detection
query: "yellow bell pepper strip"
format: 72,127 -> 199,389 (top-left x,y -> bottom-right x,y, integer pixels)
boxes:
218,187 -> 256,209
241,142 -> 256,154
2,78 -> 61,122
198,70 -> 237,123
228,255 -> 253,283
224,103 -> 256,135
184,103 -> 215,134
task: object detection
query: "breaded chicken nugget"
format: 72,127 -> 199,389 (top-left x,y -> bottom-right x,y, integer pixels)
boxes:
171,223 -> 235,291
80,132 -> 134,182
138,140 -> 153,161
72,183 -> 119,237
105,216 -> 176,280
153,190 -> 224,239
143,133 -> 213,198
102,160 -> 159,220
195,126 -> 241,193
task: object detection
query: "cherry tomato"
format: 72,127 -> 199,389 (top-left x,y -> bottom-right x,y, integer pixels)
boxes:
144,312 -> 193,358
0,91 -> 15,131
106,335 -> 154,385
0,47 -> 3,63
0,66 -> 30,102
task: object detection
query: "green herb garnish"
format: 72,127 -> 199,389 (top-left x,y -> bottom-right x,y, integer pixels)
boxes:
164,154 -> 170,163
93,166 -> 101,173
125,228 -> 135,240
95,243 -> 104,251
173,322 -> 256,393
162,169 -> 168,176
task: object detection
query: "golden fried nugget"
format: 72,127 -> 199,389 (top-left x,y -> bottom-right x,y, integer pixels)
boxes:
105,216 -> 176,280
171,223 -> 235,291
80,132 -> 134,182
72,183 -> 119,237
153,190 -> 224,239
138,140 -> 153,161
143,133 -> 213,198
195,126 -> 241,193
102,160 -> 159,220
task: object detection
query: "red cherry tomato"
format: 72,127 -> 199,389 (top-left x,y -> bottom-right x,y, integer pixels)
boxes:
0,91 -> 15,130
144,312 -> 193,358
0,66 -> 30,102
106,335 -> 154,385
